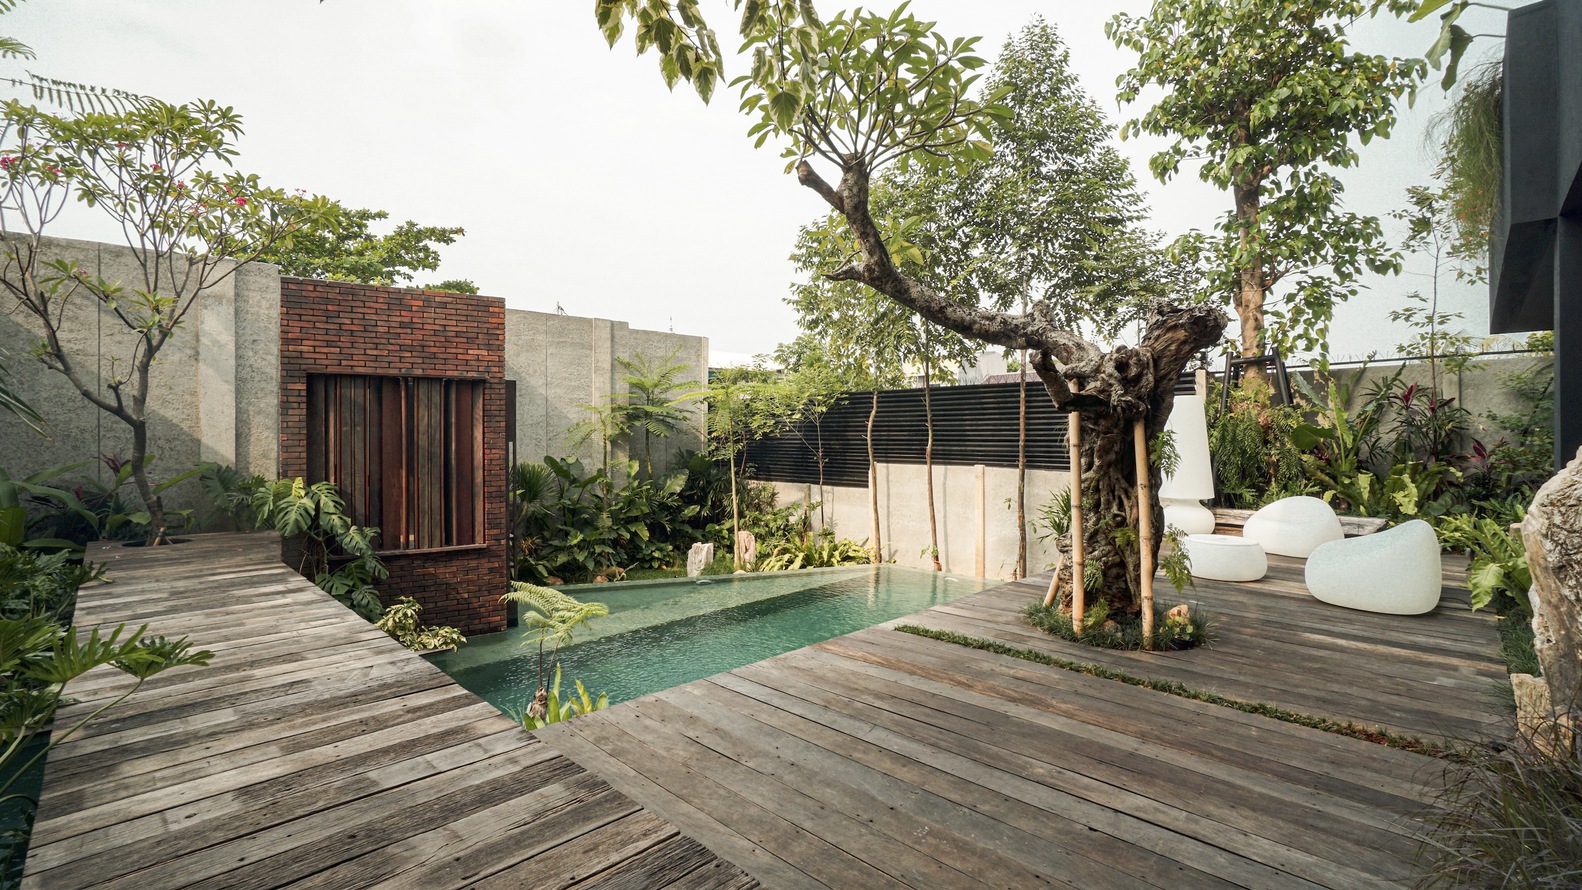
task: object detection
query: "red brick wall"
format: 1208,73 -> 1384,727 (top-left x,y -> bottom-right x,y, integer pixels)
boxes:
279,278 -> 508,636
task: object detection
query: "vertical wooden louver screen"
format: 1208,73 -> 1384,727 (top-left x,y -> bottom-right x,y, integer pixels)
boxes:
307,375 -> 484,550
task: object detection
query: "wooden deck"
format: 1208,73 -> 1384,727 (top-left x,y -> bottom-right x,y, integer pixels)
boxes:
23,533 -> 756,890
540,556 -> 1508,889
918,554 -> 1507,742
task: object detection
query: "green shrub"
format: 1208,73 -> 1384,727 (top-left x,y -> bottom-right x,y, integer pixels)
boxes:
374,597 -> 466,652
1208,382 -> 1309,509
0,546 -> 102,623
510,456 -> 699,584
756,531 -> 874,572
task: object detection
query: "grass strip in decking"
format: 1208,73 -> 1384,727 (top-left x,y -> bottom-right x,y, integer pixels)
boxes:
893,624 -> 1453,760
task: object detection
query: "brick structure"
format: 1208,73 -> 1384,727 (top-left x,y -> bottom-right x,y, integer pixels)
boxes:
279,278 -> 509,635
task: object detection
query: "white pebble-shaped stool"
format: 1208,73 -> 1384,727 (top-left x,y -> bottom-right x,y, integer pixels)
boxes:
1305,520 -> 1442,615
1183,534 -> 1267,582
1242,496 -> 1344,558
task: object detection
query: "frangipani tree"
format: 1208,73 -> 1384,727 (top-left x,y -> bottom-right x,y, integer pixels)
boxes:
0,99 -> 338,542
600,3 -> 1226,614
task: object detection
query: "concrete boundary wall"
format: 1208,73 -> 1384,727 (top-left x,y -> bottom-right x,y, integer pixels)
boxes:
763,463 -> 1071,580
0,236 -> 279,512
504,310 -> 707,476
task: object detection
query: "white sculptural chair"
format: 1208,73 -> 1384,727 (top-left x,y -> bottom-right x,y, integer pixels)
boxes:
1183,533 -> 1267,582
1160,394 -> 1216,535
1242,495 -> 1344,558
1304,519 -> 1443,615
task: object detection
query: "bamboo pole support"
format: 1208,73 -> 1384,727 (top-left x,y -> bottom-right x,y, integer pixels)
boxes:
1068,406 -> 1086,631
974,463 -> 987,578
1133,418 -> 1155,649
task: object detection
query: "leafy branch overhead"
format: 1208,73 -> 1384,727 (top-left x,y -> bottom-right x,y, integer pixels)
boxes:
1109,0 -> 1425,358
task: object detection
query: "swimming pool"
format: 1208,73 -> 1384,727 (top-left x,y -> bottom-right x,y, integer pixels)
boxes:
429,565 -> 992,712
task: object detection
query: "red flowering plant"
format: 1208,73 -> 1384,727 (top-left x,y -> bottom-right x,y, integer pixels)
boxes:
0,99 -> 342,542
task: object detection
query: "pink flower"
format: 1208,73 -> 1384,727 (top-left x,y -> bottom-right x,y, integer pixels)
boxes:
234,197 -> 248,206
151,163 -> 161,171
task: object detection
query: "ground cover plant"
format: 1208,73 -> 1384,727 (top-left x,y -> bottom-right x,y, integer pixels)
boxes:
895,624 -> 1446,756
1022,599 -> 1212,651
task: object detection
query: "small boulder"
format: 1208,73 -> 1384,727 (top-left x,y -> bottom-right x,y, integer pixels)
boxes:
1165,604 -> 1191,624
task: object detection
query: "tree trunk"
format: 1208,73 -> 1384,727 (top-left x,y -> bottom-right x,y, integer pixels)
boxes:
1522,446 -> 1582,738
795,156 -> 1226,614
867,386 -> 881,564
1232,164 -> 1268,388
923,353 -> 941,571
129,419 -> 169,545
729,441 -> 741,570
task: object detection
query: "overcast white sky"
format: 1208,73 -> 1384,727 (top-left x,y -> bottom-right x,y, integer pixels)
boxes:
6,1 -> 1510,366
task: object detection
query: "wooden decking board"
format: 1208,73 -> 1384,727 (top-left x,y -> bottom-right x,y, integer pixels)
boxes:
537,553 -> 1501,889
778,642 -> 1425,880
732,655 -> 1399,890
662,679 -> 1231,890
30,532 -> 1504,889
913,608 -> 1498,741
825,629 -> 1441,812
631,689 -> 1111,890
23,533 -> 751,889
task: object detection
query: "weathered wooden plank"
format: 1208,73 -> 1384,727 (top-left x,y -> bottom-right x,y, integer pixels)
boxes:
24,533 -> 749,890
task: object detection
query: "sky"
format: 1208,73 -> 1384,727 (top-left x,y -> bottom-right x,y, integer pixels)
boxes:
5,1 -> 1512,367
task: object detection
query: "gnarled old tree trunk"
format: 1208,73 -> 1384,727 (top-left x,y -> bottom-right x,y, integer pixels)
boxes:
1522,446 -> 1582,725
798,156 -> 1227,616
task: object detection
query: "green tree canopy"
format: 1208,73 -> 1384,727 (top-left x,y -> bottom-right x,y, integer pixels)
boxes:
260,203 -> 476,292
1109,0 -> 1425,361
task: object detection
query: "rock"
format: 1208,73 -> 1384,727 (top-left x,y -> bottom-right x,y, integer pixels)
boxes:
545,576 -> 564,586
686,542 -> 714,577
1165,604 -> 1191,624
736,530 -> 758,568
1099,620 -> 1120,635
1521,446 -> 1582,733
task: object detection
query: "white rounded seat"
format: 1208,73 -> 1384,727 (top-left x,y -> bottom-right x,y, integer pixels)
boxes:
1242,496 -> 1344,558
1183,534 -> 1267,582
1304,520 -> 1442,615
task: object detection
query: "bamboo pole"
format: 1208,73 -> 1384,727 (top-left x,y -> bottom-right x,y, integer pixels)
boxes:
974,463 -> 987,578
1068,406 -> 1087,630
1133,418 -> 1155,649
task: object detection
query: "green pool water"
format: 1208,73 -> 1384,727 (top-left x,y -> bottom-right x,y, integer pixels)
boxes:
429,565 -> 992,713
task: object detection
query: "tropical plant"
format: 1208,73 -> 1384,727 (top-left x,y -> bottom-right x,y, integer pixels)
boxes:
15,455 -> 206,548
501,582 -> 607,722
246,478 -> 386,621
755,532 -> 874,573
374,597 -> 466,652
1109,0 -> 1422,364
0,544 -> 102,623
1209,383 -> 1310,509
0,99 -> 339,543
1438,514 -> 1531,615
510,456 -> 697,584
1426,58 -> 1504,271
514,663 -> 609,731
0,351 -> 41,436
0,618 -> 211,875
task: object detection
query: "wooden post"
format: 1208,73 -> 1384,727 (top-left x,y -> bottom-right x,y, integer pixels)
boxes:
1134,418 -> 1155,649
